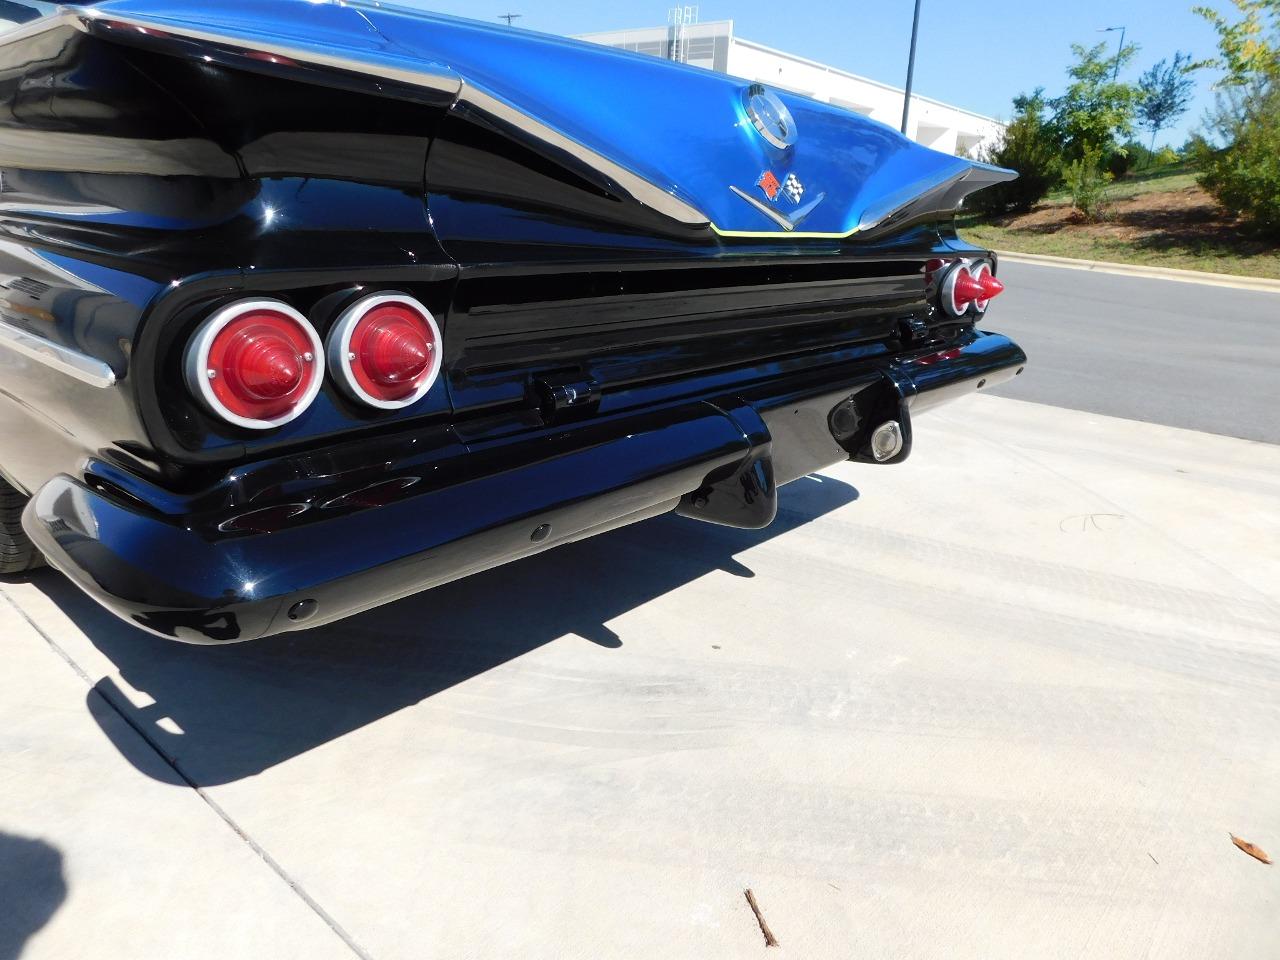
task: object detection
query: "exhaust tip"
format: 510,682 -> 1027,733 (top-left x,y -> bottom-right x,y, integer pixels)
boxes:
870,421 -> 904,462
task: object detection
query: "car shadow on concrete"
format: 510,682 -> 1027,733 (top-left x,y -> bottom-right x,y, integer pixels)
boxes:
0,831 -> 66,960
30,474 -> 857,786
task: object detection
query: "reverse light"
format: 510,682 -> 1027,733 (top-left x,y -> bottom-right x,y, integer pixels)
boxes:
326,293 -> 441,409
184,299 -> 324,429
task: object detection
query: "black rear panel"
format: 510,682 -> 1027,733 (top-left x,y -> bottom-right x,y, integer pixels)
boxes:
425,109 -> 983,419
445,253 -> 940,415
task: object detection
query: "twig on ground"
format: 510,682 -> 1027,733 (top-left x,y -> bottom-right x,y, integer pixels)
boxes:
744,888 -> 779,947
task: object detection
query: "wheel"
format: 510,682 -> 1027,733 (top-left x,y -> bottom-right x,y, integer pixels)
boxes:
0,476 -> 42,574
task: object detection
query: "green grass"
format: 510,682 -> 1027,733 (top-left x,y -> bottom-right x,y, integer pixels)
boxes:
1041,163 -> 1198,205
958,221 -> 1280,279
960,161 -> 1280,280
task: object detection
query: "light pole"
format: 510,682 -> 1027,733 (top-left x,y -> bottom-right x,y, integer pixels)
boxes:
1100,25 -> 1126,82
900,0 -> 923,135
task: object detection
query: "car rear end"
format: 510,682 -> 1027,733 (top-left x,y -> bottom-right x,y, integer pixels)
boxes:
1,0 -> 1024,642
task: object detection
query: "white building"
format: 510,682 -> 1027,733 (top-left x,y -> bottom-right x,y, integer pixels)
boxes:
576,19 -> 1004,158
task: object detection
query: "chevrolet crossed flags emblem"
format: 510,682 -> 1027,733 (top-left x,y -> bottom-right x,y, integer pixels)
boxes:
755,170 -> 782,201
782,173 -> 804,203
731,168 -> 826,231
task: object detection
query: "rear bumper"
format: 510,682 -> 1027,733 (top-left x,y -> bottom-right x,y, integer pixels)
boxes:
24,330 -> 1025,643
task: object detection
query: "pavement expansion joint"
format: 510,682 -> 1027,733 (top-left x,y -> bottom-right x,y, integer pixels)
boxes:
0,585 -> 377,960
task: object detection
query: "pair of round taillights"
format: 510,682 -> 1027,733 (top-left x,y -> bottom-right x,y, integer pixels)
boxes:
939,259 -> 1005,320
183,292 -> 442,430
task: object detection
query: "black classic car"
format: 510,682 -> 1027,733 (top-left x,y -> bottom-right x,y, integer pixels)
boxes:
0,0 -> 1025,642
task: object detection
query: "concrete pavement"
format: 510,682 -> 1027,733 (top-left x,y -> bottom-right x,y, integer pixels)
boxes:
987,260 -> 1280,444
0,598 -> 363,960
3,394 -> 1278,959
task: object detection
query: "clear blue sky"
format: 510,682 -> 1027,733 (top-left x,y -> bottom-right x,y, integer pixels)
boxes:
392,0 -> 1232,147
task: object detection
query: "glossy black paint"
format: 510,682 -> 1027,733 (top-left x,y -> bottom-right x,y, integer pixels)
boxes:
25,331 -> 1025,642
1,14 -> 1026,642
0,21 -> 455,490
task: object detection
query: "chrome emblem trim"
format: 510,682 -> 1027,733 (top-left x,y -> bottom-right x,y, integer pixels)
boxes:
730,185 -> 826,232
742,83 -> 798,150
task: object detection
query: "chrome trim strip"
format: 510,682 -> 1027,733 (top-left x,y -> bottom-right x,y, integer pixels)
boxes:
786,191 -> 826,229
66,6 -> 461,92
855,168 -> 970,234
0,10 -> 84,47
45,7 -> 709,227
1,8 -> 1013,239
729,186 -> 796,231
462,85 -> 708,226
0,322 -> 118,388
727,186 -> 827,232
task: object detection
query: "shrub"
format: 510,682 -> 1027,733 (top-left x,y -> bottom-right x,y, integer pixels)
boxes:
1180,133 -> 1209,157
1194,84 -> 1280,239
1156,146 -> 1180,165
1063,142 -> 1113,220
1103,140 -> 1160,179
1104,147 -> 1133,179
1190,1 -> 1280,239
971,90 -> 1062,216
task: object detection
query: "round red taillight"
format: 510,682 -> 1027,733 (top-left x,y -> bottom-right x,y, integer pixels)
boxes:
939,260 -> 1004,319
952,268 -> 986,307
184,300 -> 324,429
968,261 -> 1004,313
326,293 -> 442,409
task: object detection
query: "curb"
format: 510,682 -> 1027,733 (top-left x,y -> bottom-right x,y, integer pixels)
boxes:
995,250 -> 1280,293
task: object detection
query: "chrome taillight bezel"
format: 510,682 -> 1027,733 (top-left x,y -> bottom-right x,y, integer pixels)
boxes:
324,292 -> 443,410
183,298 -> 325,430
939,259 -> 999,320
968,259 -> 995,316
939,259 -> 972,319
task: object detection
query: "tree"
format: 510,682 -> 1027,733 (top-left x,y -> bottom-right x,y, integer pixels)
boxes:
1050,41 -> 1144,159
1191,1 -> 1280,238
1137,53 -> 1196,148
1192,0 -> 1280,86
971,89 -> 1062,216
1194,82 -> 1280,238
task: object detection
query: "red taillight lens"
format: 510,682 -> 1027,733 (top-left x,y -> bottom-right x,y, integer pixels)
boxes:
351,305 -> 432,399
327,293 -> 442,409
184,300 -> 323,429
940,260 -> 1004,318
970,262 -> 1005,310
952,269 -> 986,307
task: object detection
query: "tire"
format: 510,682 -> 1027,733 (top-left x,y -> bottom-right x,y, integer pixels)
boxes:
0,476 -> 42,574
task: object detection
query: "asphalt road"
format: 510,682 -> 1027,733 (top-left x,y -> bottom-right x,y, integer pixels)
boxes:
986,261 -> 1280,444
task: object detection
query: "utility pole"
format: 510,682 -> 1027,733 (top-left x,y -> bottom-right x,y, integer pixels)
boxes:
900,0 -> 922,135
498,13 -> 522,26
1100,25 -> 1126,81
